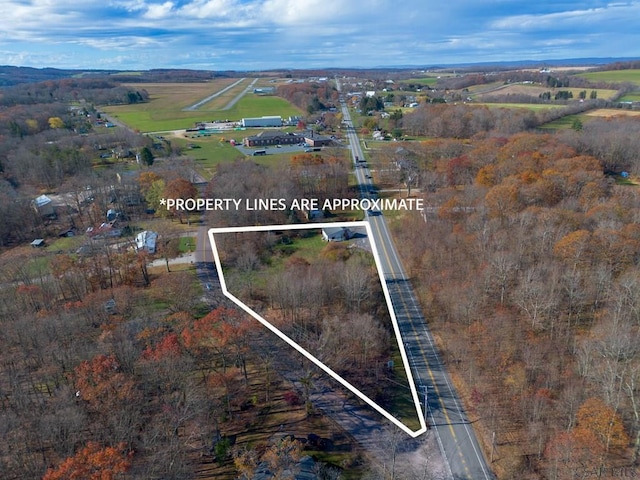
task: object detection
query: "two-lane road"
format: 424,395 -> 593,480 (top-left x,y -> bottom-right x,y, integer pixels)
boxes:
338,87 -> 494,480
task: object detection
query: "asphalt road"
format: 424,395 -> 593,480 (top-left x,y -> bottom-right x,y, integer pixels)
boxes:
338,89 -> 495,480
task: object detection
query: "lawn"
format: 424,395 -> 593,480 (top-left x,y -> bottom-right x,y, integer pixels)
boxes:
174,136 -> 246,174
577,69 -> 640,86
178,236 -> 196,253
46,235 -> 83,253
257,230 -> 327,273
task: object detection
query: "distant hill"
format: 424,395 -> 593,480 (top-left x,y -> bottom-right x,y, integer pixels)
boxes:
0,66 -> 240,86
2,58 -> 639,86
0,65 -> 116,86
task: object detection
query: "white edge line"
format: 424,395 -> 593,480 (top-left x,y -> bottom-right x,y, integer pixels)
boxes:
208,222 -> 427,438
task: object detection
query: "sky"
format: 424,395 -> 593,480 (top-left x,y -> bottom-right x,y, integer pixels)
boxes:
0,0 -> 639,71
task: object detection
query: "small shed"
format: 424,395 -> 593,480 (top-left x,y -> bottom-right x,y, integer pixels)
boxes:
31,238 -> 46,248
305,209 -> 325,221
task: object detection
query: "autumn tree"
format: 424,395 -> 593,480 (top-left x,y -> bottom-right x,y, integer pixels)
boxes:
575,397 -> 629,454
48,116 -> 65,129
43,441 -> 132,480
164,177 -> 198,224
73,353 -> 138,411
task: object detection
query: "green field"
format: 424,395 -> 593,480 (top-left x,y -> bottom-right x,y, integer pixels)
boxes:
538,113 -> 591,130
576,69 -> 640,86
174,131 -> 305,177
102,83 -> 303,132
619,92 -> 640,102
401,77 -> 439,86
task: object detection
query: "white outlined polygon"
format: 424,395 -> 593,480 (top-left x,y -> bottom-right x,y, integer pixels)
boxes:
208,221 -> 427,437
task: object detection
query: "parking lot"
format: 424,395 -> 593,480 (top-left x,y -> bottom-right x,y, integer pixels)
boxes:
235,143 -> 320,157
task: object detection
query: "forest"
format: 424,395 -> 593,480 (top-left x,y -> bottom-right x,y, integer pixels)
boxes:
380,121 -> 640,478
1,66 -> 640,478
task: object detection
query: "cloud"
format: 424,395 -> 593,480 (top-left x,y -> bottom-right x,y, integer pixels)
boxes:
144,1 -> 175,19
490,2 -> 640,31
0,0 -> 638,69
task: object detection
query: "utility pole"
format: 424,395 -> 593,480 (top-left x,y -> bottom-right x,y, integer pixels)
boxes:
490,431 -> 496,463
422,385 -> 429,428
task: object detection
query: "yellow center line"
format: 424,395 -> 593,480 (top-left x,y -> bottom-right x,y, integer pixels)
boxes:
370,216 -> 473,478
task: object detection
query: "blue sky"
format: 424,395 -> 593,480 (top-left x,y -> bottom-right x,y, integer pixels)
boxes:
0,0 -> 638,70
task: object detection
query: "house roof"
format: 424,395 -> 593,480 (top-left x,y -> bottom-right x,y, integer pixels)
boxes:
135,230 -> 158,251
34,194 -> 52,207
246,130 -> 303,140
322,227 -> 347,236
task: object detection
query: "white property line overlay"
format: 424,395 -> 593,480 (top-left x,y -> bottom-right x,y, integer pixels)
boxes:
208,221 -> 427,437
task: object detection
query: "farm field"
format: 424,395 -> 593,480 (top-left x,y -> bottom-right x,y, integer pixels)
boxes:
129,79 -> 242,108
102,80 -> 303,132
584,108 -> 640,117
464,81 -> 505,94
538,114 -> 590,130
473,102 -> 564,111
400,77 -> 439,86
576,69 -> 640,86
619,92 -> 640,102
472,83 -> 618,100
541,108 -> 640,130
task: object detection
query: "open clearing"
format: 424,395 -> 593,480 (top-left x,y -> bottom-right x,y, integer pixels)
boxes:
584,108 -> 640,117
473,83 -> 618,100
473,102 -> 563,111
102,80 -> 303,132
576,69 -> 640,86
125,79 -> 242,109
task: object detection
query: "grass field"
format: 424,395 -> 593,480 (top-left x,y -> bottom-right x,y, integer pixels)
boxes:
619,92 -> 640,102
401,77 -> 439,87
576,69 -> 640,86
537,108 -> 640,130
102,80 -> 303,132
538,113 -> 589,130
473,84 -> 618,100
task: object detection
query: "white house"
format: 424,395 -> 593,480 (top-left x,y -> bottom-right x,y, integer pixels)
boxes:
135,230 -> 158,254
322,227 -> 352,242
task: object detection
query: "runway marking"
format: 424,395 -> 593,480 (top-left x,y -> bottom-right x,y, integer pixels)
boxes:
208,221 -> 427,437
